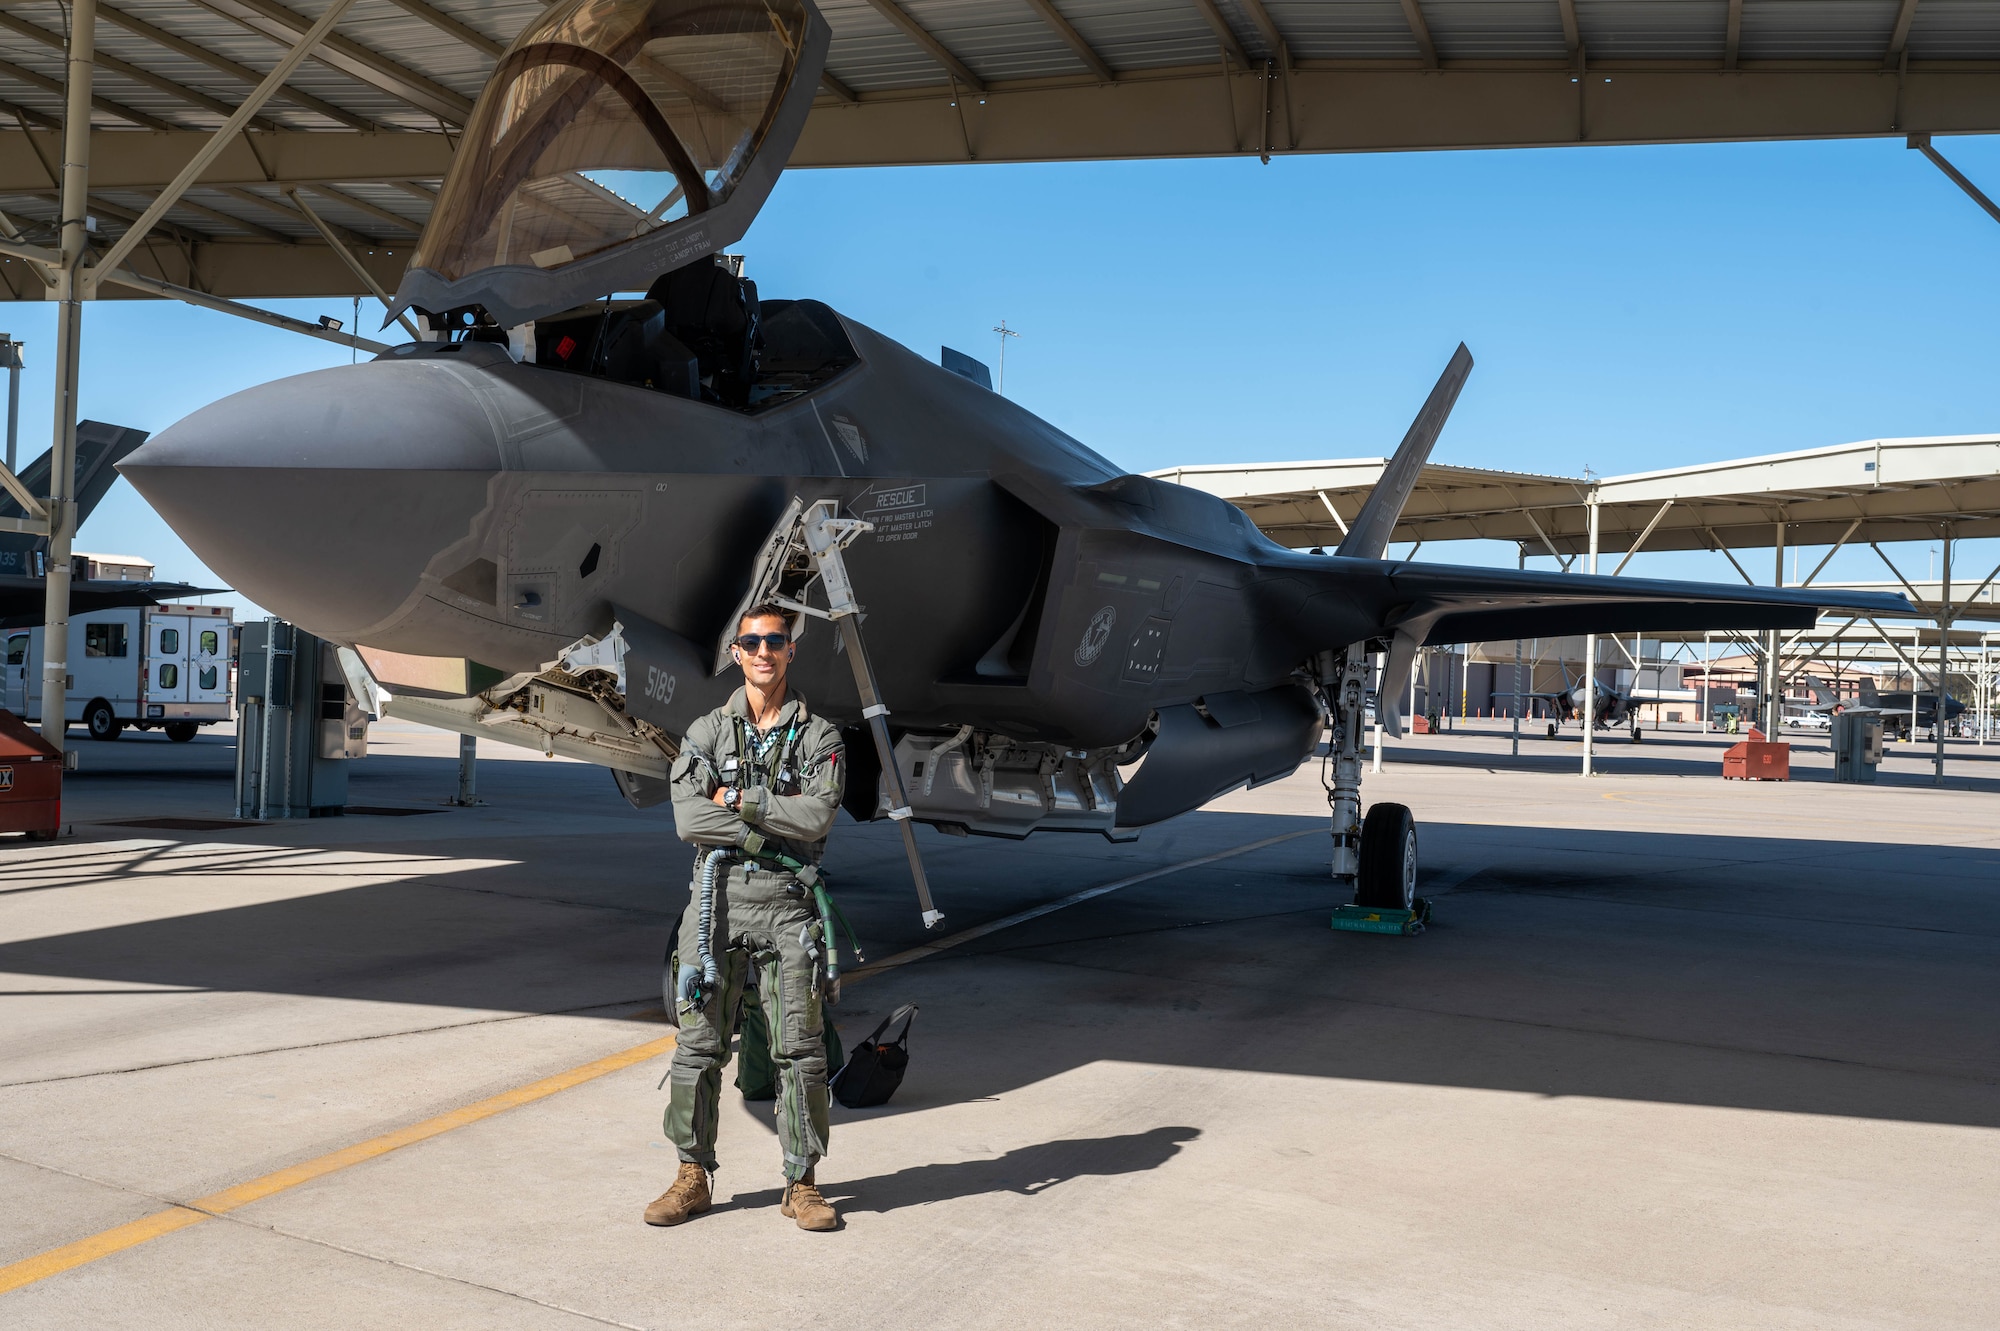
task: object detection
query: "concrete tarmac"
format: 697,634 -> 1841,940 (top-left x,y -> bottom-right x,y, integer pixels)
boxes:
2,719 -> 1996,1328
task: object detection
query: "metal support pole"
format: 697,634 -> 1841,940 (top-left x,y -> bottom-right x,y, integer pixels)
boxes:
1582,498 -> 1599,775
1766,521 -> 1785,736
38,0 -> 95,750
1511,544 -> 1523,757
1936,531 -> 1950,783
1,335 -> 20,473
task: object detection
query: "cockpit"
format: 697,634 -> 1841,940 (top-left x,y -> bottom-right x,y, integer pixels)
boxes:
389,0 -> 848,411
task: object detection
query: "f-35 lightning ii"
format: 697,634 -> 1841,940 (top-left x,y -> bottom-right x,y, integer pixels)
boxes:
118,0 -> 1911,919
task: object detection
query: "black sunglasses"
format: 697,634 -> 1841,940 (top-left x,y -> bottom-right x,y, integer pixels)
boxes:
733,632 -> 791,654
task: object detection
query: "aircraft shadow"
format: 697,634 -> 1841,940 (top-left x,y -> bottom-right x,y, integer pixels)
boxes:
3,805 -> 1997,1132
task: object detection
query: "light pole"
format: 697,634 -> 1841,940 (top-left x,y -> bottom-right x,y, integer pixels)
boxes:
992,320 -> 1019,393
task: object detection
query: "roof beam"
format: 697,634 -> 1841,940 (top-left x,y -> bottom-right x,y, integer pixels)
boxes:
1189,0 -> 1252,69
32,190 -> 214,246
818,70 -> 859,104
1233,0 -> 1291,61
1885,0 -> 1921,69
858,0 -> 986,93
0,97 -> 60,132
1909,133 -> 2000,226
1397,0 -> 1439,68
0,57 -> 176,131
388,179 -> 439,203
96,2 -> 377,130
214,184 -> 380,248
1020,0 -> 1115,83
153,193 -> 293,244
1725,0 -> 1742,70
300,182 -> 421,233
186,0 -> 474,123
1556,0 -> 1580,53
284,185 -> 420,337
0,10 -> 285,131
378,0 -> 504,59
92,0 -> 360,285
98,266 -> 392,353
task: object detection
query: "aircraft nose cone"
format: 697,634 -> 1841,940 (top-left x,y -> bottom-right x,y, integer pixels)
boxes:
122,354 -> 503,641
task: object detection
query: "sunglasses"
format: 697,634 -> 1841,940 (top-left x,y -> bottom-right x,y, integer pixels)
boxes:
732,632 -> 792,654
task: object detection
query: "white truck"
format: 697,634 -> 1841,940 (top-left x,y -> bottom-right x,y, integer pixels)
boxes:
4,602 -> 232,741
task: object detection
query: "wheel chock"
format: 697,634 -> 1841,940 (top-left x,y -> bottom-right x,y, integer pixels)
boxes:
1331,897 -> 1432,936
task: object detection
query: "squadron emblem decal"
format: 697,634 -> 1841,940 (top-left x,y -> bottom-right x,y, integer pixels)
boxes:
1074,605 -> 1117,667
830,415 -> 868,463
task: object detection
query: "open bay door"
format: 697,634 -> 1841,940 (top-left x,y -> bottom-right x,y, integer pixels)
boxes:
390,0 -> 830,329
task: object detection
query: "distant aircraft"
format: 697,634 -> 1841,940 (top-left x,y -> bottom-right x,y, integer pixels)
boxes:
0,422 -> 209,628
1793,673 -> 1964,739
1528,666 -> 1645,741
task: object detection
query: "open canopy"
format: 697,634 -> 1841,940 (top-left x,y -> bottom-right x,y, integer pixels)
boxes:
392,0 -> 827,328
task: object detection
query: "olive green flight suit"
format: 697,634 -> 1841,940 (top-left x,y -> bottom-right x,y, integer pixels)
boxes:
665,687 -> 844,1183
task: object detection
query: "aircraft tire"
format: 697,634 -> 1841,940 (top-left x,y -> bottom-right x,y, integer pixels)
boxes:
1546,722 -> 1557,739
84,700 -> 121,741
1356,802 -> 1418,910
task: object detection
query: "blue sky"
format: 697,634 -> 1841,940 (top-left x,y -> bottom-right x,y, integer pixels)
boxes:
29,131 -> 2000,619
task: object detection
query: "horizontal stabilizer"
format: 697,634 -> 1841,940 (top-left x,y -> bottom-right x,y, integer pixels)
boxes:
1335,344 -> 1472,561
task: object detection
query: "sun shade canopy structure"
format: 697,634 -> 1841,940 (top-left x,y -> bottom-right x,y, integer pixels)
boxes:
1156,434 -> 2000,559
0,0 -> 1995,301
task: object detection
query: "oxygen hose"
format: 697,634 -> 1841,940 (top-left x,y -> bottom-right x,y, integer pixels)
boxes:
688,847 -> 730,1006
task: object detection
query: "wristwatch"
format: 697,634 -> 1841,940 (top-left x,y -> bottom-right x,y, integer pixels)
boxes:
724,787 -> 742,813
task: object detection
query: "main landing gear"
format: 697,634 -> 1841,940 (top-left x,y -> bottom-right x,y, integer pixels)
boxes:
1321,644 -> 1423,926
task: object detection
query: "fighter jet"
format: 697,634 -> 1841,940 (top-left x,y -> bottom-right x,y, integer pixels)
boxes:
1528,666 -> 1646,740
118,0 -> 1911,915
1790,673 -> 1964,739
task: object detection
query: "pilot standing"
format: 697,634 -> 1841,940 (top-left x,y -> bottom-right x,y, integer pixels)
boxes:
645,603 -> 846,1232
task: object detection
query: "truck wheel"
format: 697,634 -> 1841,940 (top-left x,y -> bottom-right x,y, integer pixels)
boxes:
1356,802 -> 1418,910
165,722 -> 198,743
85,700 -> 122,740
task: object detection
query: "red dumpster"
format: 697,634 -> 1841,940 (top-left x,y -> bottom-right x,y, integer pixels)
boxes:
1722,727 -> 1789,781
0,708 -> 61,840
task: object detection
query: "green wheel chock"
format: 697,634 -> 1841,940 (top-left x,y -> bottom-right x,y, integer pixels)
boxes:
1331,896 -> 1433,936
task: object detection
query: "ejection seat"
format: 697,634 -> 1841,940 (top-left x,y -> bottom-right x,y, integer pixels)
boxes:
648,258 -> 761,409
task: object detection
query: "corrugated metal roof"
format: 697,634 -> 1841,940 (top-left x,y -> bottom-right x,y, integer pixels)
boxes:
0,0 -> 1992,298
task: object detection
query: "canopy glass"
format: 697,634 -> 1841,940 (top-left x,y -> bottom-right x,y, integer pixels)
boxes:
414,0 -> 813,286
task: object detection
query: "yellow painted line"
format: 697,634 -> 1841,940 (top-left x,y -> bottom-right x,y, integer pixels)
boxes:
2,827 -> 1311,1296
0,1034 -> 677,1295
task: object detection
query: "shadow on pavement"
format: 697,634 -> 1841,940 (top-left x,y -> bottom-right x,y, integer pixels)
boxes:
3,804 -> 1998,1130
722,1127 -> 1203,1215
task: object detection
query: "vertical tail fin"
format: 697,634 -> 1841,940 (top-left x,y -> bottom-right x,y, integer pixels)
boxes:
1334,343 -> 1473,561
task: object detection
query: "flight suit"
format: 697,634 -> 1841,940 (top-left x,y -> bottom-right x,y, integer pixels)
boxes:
665,687 -> 844,1183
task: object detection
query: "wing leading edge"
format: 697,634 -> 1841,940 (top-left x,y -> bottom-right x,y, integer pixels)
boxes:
1291,556 -> 1914,737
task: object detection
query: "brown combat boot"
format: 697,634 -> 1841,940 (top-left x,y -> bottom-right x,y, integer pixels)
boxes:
780,1171 -> 839,1231
643,1162 -> 712,1226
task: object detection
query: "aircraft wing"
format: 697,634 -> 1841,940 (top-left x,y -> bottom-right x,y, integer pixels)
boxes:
1370,561 -> 1913,644
1308,557 -> 1914,736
